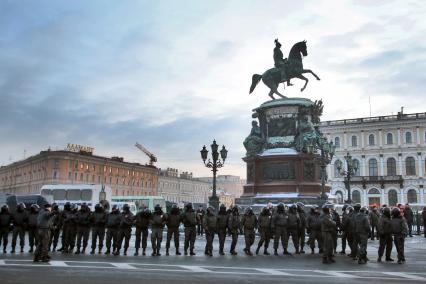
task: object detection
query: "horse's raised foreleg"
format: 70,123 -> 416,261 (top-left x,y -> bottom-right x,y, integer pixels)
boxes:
301,69 -> 320,81
295,74 -> 309,92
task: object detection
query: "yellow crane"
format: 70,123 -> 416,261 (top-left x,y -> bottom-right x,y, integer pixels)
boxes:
135,142 -> 157,166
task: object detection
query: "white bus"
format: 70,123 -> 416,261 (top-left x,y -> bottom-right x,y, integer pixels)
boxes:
40,184 -> 112,211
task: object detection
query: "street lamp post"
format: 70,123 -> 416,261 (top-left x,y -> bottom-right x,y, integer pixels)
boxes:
312,139 -> 335,200
200,140 -> 228,211
337,152 -> 359,204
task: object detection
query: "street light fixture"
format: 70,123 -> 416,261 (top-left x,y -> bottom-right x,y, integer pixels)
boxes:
200,140 -> 227,211
337,152 -> 359,204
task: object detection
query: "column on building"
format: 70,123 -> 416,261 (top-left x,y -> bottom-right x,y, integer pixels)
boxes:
398,155 -> 403,176
379,156 -> 384,176
381,189 -> 385,205
400,190 -> 405,204
363,189 -> 368,207
417,153 -> 423,177
343,132 -> 348,150
361,131 -> 365,149
379,129 -> 383,147
397,128 -> 401,146
361,156 -> 366,176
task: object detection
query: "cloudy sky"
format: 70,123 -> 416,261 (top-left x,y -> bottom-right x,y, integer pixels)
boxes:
1,0 -> 425,177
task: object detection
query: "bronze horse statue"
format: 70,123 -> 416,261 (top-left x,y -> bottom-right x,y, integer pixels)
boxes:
249,40 -> 320,100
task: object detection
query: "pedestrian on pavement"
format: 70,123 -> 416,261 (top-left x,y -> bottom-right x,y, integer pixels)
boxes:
404,204 -> 414,237
33,204 -> 54,262
241,207 -> 257,256
377,207 -> 393,262
150,204 -> 165,256
390,207 -> 408,264
90,203 -> 106,255
134,207 -> 151,256
203,206 -> 217,256
0,204 -> 12,253
182,203 -> 198,256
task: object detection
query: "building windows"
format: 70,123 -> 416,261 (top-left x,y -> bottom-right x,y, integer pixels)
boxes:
405,132 -> 412,144
53,171 -> 58,179
80,163 -> 84,169
388,190 -> 398,206
368,134 -> 375,146
68,172 -> 72,179
386,133 -> 393,145
368,159 -> 378,176
407,189 -> 417,203
75,172 -> 78,180
334,137 -> 340,148
80,173 -> 84,181
334,160 -> 342,178
352,191 -> 361,204
351,135 -> 357,147
405,157 -> 416,175
387,158 -> 397,176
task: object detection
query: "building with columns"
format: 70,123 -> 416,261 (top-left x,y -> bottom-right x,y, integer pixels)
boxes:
320,110 -> 426,207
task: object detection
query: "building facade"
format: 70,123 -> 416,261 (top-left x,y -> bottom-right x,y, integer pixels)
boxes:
157,168 -> 211,207
198,175 -> 245,198
0,149 -> 158,196
320,111 -> 426,207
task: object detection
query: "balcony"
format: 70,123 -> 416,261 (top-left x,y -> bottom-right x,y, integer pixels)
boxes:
349,175 -> 403,189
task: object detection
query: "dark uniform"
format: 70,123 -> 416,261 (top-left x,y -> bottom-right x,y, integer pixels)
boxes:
422,207 -> 426,238
196,206 -> 205,236
256,207 -> 271,255
117,204 -> 134,255
377,207 -> 393,262
353,205 -> 370,264
339,205 -> 349,254
404,205 -> 414,237
105,206 -> 121,254
134,208 -> 151,256
331,208 -> 341,254
151,205 -> 165,256
0,205 -> 12,253
203,207 -> 217,256
390,208 -> 408,264
306,206 -> 322,254
296,203 -> 306,253
216,205 -> 228,255
287,205 -> 300,254
272,203 -> 290,255
241,207 -> 257,255
62,204 -> 78,253
369,207 -> 380,240
49,204 -> 62,252
165,205 -> 181,256
228,206 -> 240,255
75,203 -> 91,254
58,202 -> 71,252
90,204 -> 106,254
11,203 -> 28,253
33,205 -> 54,262
181,203 -> 199,255
346,207 -> 356,258
321,207 -> 336,264
27,204 -> 40,253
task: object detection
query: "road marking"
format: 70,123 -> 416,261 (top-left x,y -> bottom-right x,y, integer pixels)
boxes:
256,268 -> 293,275
49,261 -> 68,267
315,270 -> 357,278
383,272 -> 425,281
111,263 -> 137,269
180,265 -> 211,273
0,260 -> 5,265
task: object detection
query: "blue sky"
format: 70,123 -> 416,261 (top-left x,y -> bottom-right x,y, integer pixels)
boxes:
1,0 -> 425,177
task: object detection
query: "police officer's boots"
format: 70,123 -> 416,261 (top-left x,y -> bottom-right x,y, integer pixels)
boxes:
156,248 -> 161,256
90,249 -> 95,255
3,247 -> 6,253
322,257 -> 330,264
176,248 -> 181,255
29,246 -> 33,253
219,249 -> 224,256
274,249 -> 278,256
75,248 -> 80,254
295,247 -> 300,254
264,248 -> 270,255
123,248 -> 128,256
10,247 -> 15,254
190,249 -> 196,256
142,248 -> 146,256
151,246 -> 157,256
134,248 -> 139,256
82,247 -> 86,254
284,248 -> 291,255
166,248 -> 169,256
113,249 -> 120,256
20,246 -> 24,253
255,245 -> 261,255
105,248 -> 110,255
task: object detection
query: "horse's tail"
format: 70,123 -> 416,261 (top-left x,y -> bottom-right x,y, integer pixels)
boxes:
249,74 -> 262,94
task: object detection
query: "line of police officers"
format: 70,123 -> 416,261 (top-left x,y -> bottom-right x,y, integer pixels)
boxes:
0,201 -> 409,264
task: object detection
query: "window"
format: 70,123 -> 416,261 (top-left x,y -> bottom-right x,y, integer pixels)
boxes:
368,188 -> 380,194
406,132 -> 412,144
352,191 -> 361,204
335,191 -> 344,204
351,135 -> 357,147
388,190 -> 398,206
368,134 -> 375,146
407,189 -> 417,203
80,173 -> 84,181
334,160 -> 342,177
353,159 -> 360,176
334,137 -> 340,148
386,133 -> 393,145
405,157 -> 416,175
387,158 -> 397,176
368,159 -> 378,176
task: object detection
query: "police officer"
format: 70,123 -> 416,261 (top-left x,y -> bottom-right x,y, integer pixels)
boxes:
117,204 -> 134,256
287,204 -> 300,254
241,207 -> 257,256
330,205 -> 341,254
296,202 -> 306,254
390,207 -> 408,264
134,207 -> 151,256
346,206 -> 356,259
354,205 -> 370,264
57,202 -> 71,252
228,206 -> 240,255
165,205 -> 181,256
181,203 -> 198,256
10,203 -> 28,253
90,203 -> 106,254
216,204 -> 228,255
321,205 -> 336,264
49,203 -> 62,252
151,204 -> 165,256
75,203 -> 91,254
339,204 -> 349,254
272,203 -> 290,255
0,204 -> 12,253
203,206 -> 217,256
28,204 -> 40,253
404,204 -> 414,237
196,205 -> 205,236
64,204 -> 78,253
105,205 -> 121,255
377,207 -> 393,262
306,205 -> 322,254
33,204 -> 54,262
256,207 -> 271,255
369,206 -> 380,240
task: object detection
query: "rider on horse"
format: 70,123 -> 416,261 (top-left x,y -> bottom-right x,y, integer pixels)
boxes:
273,39 -> 292,86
